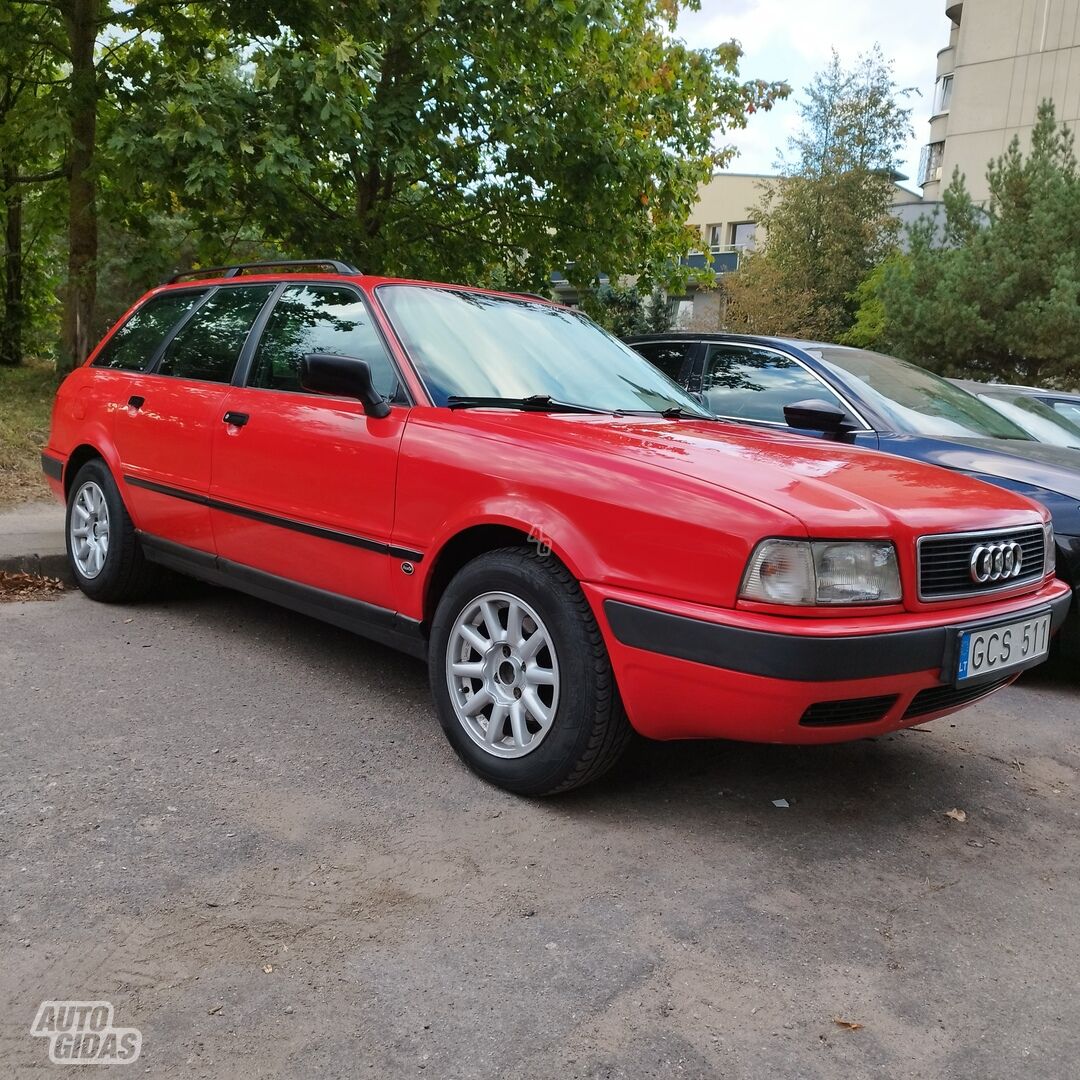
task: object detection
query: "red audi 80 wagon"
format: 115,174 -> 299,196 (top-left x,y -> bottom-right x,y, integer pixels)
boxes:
42,260 -> 1071,794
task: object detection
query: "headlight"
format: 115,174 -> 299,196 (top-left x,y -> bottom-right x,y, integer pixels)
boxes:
1045,521 -> 1056,576
740,539 -> 902,606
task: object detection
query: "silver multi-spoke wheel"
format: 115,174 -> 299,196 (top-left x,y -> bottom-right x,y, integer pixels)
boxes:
70,480 -> 111,579
445,591 -> 560,759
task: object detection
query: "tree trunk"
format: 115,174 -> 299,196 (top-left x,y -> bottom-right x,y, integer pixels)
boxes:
59,0 -> 100,375
0,172 -> 23,366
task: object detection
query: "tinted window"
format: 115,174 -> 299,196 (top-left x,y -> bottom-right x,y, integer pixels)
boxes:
158,285 -> 273,383
814,347 -> 1030,439
701,344 -> 843,423
92,291 -> 204,371
377,285 -> 709,416
632,341 -> 693,382
250,285 -> 399,399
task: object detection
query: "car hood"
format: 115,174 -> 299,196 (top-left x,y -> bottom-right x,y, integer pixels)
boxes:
884,435 -> 1080,503
463,413 -> 1045,535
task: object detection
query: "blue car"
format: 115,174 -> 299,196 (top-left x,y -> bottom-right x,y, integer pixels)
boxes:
626,333 -> 1080,649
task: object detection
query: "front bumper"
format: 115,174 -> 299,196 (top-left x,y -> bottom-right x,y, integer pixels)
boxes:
588,578 -> 1071,743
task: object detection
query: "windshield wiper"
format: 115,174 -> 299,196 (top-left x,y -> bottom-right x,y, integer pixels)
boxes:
446,395 -> 608,415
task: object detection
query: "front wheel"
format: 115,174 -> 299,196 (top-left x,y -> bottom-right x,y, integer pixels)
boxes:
429,547 -> 632,795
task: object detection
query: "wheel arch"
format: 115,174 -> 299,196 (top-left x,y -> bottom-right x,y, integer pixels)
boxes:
420,516 -> 594,629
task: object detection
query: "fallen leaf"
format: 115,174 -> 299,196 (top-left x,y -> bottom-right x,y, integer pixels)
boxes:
207,1004 -> 223,1016
945,808 -> 967,823
262,964 -> 274,974
833,1018 -> 863,1031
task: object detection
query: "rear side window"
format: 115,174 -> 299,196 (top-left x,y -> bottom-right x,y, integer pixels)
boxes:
158,285 -> 273,383
632,341 -> 693,383
249,284 -> 399,399
701,344 -> 843,423
92,291 -> 204,371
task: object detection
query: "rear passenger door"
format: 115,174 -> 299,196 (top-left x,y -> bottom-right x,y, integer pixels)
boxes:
697,342 -> 879,447
208,282 -> 409,612
110,284 -> 275,553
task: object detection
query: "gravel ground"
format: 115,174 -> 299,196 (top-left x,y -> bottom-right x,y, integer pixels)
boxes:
2,584 -> 1078,1078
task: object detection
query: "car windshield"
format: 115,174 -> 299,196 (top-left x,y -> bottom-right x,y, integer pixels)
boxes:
377,285 -> 712,416
811,347 -> 1032,440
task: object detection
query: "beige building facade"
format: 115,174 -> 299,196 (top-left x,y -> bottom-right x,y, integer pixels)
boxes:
920,0 -> 1080,200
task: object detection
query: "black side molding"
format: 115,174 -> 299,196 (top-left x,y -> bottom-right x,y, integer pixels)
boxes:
603,592 -> 1072,684
124,475 -> 423,562
41,453 -> 64,482
138,533 -> 426,659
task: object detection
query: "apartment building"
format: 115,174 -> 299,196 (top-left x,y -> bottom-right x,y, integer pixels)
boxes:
920,0 -> 1080,200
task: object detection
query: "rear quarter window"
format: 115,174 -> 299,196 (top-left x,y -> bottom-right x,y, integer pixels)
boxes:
91,291 -> 205,371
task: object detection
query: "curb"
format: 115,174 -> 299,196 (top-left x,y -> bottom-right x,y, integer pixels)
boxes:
0,553 -> 74,585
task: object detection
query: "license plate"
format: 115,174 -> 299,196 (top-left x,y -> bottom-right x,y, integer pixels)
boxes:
956,612 -> 1051,682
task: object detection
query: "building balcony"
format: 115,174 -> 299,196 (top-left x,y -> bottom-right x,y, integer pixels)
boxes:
682,246 -> 743,275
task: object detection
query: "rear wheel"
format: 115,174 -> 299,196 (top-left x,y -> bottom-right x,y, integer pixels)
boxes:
65,459 -> 159,602
429,547 -> 632,795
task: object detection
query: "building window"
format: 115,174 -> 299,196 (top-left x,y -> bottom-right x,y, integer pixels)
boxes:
706,223 -> 723,248
934,74 -> 953,114
919,142 -> 946,186
729,222 -> 757,250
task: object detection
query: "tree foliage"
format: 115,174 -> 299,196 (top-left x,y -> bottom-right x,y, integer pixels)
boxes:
880,101 -> 1080,386
724,48 -> 911,340
118,1 -> 785,297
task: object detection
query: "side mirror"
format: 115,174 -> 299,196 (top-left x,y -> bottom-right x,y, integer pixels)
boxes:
300,353 -> 391,418
783,398 -> 857,439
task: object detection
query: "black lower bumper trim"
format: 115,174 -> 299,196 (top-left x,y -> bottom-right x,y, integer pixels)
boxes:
41,452 -> 63,481
603,590 -> 1072,683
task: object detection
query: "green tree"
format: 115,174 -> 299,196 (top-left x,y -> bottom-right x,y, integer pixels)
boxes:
725,47 -> 911,340
881,101 -> 1080,385
582,282 -> 674,338
117,0 -> 785,297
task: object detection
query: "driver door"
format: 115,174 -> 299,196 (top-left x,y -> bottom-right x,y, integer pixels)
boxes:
209,282 -> 410,612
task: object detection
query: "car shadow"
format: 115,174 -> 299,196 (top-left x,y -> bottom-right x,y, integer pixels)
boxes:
151,578 -> 1029,846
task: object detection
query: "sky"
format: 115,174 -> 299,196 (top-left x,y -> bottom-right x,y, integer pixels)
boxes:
677,0 -> 951,192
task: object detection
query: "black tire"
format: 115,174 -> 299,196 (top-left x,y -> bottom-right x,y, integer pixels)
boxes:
65,459 -> 160,602
429,546 -> 632,795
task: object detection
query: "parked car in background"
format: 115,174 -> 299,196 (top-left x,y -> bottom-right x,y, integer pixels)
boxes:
951,379 -> 1080,449
950,379 -> 1080,438
626,333 -> 1080,650
40,267 -> 1069,795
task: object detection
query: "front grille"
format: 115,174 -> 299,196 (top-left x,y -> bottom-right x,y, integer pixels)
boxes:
800,694 -> 899,727
903,675 -> 1012,719
918,525 -> 1045,600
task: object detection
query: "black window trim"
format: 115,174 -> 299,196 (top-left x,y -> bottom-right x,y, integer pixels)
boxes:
237,278 -> 413,407
141,282 -> 278,385
695,340 -> 874,432
90,286 -> 210,373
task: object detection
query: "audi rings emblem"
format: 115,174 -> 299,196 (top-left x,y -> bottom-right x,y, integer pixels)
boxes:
969,540 -> 1024,584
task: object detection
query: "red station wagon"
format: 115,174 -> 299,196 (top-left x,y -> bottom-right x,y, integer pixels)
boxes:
42,260 -> 1071,794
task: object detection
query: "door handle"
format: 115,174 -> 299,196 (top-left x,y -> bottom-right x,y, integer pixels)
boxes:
127,395 -> 145,410
223,411 -> 250,427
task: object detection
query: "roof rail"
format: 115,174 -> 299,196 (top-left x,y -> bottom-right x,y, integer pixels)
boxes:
166,259 -> 361,284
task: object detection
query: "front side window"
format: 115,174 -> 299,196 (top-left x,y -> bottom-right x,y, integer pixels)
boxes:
158,285 -> 273,383
813,347 -> 1031,440
92,291 -> 204,371
1051,400 -> 1080,428
701,344 -> 844,424
632,341 -> 693,383
376,285 -> 710,416
249,284 -> 399,399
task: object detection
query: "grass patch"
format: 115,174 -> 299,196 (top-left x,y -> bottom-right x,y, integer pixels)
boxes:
0,360 -> 58,508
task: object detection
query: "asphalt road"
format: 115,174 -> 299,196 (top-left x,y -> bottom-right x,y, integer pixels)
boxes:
2,583 -> 1079,1078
